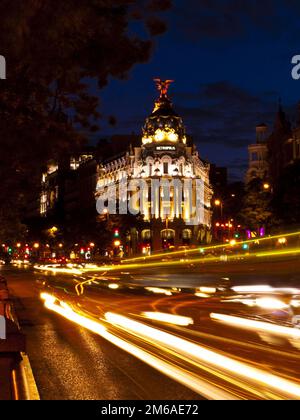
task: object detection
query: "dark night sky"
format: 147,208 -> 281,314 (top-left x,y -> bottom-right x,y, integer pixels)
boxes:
92,0 -> 300,181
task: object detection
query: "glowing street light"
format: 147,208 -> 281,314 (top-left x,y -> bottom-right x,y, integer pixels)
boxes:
263,183 -> 270,191
33,243 -> 40,249
214,199 -> 223,220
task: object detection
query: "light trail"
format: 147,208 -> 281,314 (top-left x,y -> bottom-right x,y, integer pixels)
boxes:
35,265 -> 83,275
232,285 -> 274,293
141,312 -> 194,326
99,246 -> 300,273
210,313 -> 300,339
40,292 -> 233,400
257,248 -> 300,258
122,230 -> 300,263
255,297 -> 289,310
105,312 -> 300,399
145,287 -> 173,296
40,292 -> 300,399
42,293 -> 106,335
34,246 -> 300,277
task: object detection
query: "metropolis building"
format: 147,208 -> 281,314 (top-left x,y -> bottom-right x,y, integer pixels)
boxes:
96,80 -> 213,253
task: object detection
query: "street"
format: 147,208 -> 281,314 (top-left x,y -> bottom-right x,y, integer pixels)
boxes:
3,254 -> 300,400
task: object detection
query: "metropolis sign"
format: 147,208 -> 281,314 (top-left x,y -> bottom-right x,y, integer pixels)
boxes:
155,145 -> 176,151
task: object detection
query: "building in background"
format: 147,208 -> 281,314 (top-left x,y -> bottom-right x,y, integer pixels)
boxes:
267,105 -> 292,189
246,123 -> 269,185
96,80 -> 213,254
209,164 -> 228,198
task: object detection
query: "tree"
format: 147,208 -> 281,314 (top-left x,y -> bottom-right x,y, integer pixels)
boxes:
239,178 -> 275,231
0,0 -> 170,241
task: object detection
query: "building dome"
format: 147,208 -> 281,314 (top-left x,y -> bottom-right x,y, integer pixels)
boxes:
142,79 -> 187,146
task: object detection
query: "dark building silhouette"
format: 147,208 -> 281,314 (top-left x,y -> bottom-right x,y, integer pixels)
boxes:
267,105 -> 292,190
209,164 -> 228,199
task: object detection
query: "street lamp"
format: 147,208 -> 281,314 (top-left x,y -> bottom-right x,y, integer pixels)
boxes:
214,199 -> 223,219
263,183 -> 270,191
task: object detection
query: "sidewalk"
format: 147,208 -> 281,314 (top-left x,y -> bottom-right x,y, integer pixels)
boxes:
0,274 -> 39,400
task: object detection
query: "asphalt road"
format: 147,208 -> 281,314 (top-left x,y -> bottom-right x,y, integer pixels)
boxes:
3,267 -> 200,400
3,256 -> 300,400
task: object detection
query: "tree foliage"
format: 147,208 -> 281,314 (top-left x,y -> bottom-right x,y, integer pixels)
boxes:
239,178 -> 274,231
0,0 -> 170,240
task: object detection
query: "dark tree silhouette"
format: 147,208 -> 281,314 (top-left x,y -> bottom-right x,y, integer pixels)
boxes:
239,178 -> 275,231
0,0 -> 170,241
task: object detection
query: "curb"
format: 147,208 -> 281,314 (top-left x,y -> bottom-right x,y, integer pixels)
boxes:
12,353 -> 40,400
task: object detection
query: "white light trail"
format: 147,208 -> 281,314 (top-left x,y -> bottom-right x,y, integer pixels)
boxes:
40,293 -> 232,400
211,313 -> 300,339
105,312 -> 300,399
142,312 -> 194,326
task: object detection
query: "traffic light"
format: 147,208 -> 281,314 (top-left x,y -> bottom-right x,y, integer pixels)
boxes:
114,229 -> 120,238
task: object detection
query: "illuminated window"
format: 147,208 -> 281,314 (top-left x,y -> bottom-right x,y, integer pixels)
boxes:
182,229 -> 192,244
40,193 -> 47,215
141,230 -> 152,241
161,229 -> 175,239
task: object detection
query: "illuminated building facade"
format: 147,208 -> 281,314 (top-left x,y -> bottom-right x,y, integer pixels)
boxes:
96,80 -> 213,253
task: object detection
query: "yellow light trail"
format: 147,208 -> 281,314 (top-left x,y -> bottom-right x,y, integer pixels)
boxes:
257,248 -> 300,258
35,245 -> 300,278
40,293 -> 233,400
35,265 -> 83,275
105,312 -> 300,399
96,246 -> 300,273
122,230 -> 300,263
41,292 -> 300,399
210,313 -> 300,339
